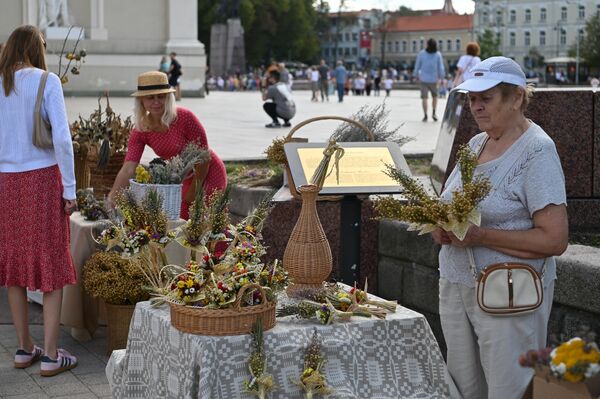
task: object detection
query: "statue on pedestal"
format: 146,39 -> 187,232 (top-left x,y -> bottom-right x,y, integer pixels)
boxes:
39,0 -> 71,30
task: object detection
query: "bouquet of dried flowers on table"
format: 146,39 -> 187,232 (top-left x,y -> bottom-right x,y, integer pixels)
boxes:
374,145 -> 491,240
293,329 -> 333,399
82,251 -> 149,305
71,94 -> 133,168
76,189 -> 109,221
277,280 -> 397,325
244,319 -> 276,399
520,338 -> 600,383
133,143 -> 211,185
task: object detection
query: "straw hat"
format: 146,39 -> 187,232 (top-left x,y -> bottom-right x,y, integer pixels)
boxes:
131,71 -> 176,97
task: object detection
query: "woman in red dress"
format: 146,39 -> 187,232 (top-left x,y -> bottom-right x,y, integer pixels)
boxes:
108,71 -> 227,219
0,25 -> 78,376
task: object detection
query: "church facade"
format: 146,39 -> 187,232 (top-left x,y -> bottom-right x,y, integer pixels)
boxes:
0,0 -> 207,96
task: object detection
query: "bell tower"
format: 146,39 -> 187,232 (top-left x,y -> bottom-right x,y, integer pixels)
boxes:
441,0 -> 457,14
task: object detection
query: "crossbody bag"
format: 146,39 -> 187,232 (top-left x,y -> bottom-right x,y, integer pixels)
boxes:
465,132 -> 546,316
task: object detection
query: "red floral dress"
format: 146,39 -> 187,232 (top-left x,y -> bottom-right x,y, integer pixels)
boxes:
125,107 -> 227,219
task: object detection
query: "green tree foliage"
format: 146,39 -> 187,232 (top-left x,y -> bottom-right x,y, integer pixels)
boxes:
477,29 -> 502,60
198,0 -> 221,55
579,12 -> 600,68
396,6 -> 423,16
240,0 -> 321,66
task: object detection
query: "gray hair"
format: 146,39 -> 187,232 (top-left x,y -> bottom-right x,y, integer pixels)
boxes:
133,92 -> 177,131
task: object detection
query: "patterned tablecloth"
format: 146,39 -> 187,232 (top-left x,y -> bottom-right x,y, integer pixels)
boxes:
106,298 -> 458,399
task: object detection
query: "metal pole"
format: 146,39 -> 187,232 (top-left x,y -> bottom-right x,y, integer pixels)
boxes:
576,29 -> 580,85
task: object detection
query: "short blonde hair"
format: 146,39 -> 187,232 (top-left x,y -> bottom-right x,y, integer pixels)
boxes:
133,92 -> 177,131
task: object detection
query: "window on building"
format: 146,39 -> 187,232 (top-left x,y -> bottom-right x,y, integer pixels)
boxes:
388,41 -> 392,52
496,10 -> 503,25
510,10 -> 516,24
579,5 -> 585,19
324,48 -> 329,56
352,32 -> 358,41
344,47 -> 350,56
395,41 -> 399,52
352,47 -> 357,55
561,7 -> 567,21
402,40 -> 407,52
447,39 -> 452,51
412,40 -> 417,52
438,40 -> 443,51
560,28 -> 567,45
578,28 -> 584,42
597,4 -> 600,15
525,9 -> 531,23
540,8 -> 546,22
456,39 -> 461,51
344,33 -> 350,41
364,20 -> 371,30
524,31 -> 530,46
510,32 -> 516,47
339,47 -> 343,56
496,32 -> 501,43
420,39 -> 424,49
540,31 -> 546,46
482,11 -> 488,24
338,33 -> 343,42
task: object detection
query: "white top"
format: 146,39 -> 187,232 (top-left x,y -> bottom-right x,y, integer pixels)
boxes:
0,68 -> 75,199
439,122 -> 566,288
310,70 -> 319,82
384,78 -> 393,89
456,55 -> 481,81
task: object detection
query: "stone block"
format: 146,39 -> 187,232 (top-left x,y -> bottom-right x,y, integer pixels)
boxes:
548,303 -> 600,346
554,245 -> 600,314
377,256 -> 405,301
594,92 -> 600,197
401,262 -> 440,315
43,382 -> 90,397
567,199 -> 600,233
228,185 -> 272,218
378,220 -> 440,268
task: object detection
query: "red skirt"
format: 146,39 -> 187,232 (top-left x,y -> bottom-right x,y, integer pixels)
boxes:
0,165 -> 76,292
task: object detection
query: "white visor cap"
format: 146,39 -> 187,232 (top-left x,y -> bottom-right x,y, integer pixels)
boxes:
453,56 -> 527,93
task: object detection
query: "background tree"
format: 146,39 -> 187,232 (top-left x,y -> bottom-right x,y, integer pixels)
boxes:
198,0 -> 220,56
477,29 -> 502,60
577,12 -> 600,69
396,5 -> 423,16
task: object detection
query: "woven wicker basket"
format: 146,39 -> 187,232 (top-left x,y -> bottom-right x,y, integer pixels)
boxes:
283,115 -> 375,200
88,152 -> 126,199
169,284 -> 276,336
105,303 -> 136,355
129,179 -> 182,220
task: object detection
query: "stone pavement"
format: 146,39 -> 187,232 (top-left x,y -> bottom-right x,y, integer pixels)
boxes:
0,291 -> 110,399
64,89 -> 447,162
0,89 -> 446,398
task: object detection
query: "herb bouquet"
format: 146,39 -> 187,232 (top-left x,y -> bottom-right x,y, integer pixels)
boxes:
374,145 -> 491,240
129,142 -> 211,220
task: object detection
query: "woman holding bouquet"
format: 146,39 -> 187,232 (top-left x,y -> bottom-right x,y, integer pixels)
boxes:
108,71 -> 227,219
432,57 -> 568,399
0,25 -> 78,376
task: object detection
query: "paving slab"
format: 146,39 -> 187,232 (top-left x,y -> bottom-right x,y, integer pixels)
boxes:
63,89 -> 446,163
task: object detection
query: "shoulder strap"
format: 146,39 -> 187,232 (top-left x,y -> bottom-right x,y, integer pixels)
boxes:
466,127 -> 547,278
35,71 -> 49,118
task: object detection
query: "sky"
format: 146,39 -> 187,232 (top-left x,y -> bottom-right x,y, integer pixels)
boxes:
326,0 -> 475,14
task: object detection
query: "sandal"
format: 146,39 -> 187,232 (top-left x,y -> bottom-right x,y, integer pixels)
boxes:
40,348 -> 78,377
14,345 -> 44,369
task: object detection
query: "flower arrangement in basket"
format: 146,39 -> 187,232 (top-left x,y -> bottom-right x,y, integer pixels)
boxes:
76,189 -> 109,221
374,145 -> 491,240
154,189 -> 288,335
520,338 -> 600,398
130,142 -> 211,220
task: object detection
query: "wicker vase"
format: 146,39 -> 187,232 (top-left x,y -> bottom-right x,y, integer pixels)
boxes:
104,303 -> 136,355
283,184 -> 332,295
88,152 -> 125,199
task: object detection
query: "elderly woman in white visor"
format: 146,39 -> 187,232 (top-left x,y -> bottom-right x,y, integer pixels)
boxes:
431,57 -> 569,399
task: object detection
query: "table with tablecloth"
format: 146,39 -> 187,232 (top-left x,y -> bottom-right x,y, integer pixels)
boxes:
106,299 -> 459,398
39,212 -> 189,341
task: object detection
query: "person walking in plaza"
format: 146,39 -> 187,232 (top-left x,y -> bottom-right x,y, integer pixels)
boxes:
414,38 -> 446,122
0,25 -> 78,377
432,57 -> 568,399
310,66 -> 319,102
261,70 -> 296,128
453,42 -> 481,87
333,60 -> 347,103
158,55 -> 169,74
108,71 -> 227,219
317,59 -> 329,102
168,52 -> 182,101
374,72 -> 381,96
383,76 -> 393,97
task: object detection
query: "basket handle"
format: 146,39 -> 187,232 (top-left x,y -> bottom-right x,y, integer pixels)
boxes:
285,116 -> 375,142
234,283 -> 268,310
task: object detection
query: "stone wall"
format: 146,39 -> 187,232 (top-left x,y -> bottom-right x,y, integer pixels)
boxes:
377,220 -> 600,356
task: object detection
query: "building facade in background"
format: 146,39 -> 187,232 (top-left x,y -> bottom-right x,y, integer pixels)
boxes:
473,0 -> 600,77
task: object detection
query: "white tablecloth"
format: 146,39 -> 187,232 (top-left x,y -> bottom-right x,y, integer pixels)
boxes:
106,300 -> 458,398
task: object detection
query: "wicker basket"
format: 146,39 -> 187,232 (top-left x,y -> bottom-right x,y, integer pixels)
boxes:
283,115 -> 375,200
169,284 -> 276,336
105,303 -> 136,355
129,179 -> 182,220
88,152 -> 126,199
